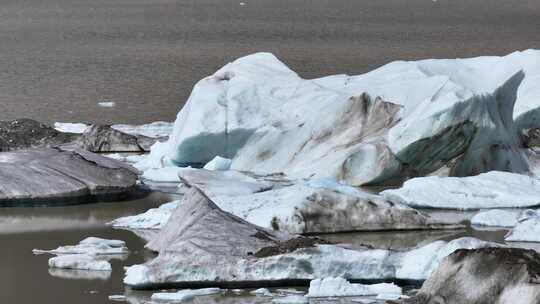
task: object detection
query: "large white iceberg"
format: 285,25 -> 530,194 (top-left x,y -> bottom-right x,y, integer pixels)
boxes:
138,50 -> 540,185
381,171 -> 540,210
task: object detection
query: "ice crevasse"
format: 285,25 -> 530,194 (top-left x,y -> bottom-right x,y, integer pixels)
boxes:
137,50 -> 540,185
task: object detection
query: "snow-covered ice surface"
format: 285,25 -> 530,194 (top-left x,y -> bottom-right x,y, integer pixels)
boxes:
48,254 -> 112,271
203,156 -> 232,171
307,277 -> 401,298
109,201 -> 180,230
505,210 -> 540,242
138,50 -> 540,186
471,209 -> 522,227
33,237 -> 128,255
381,171 -> 540,210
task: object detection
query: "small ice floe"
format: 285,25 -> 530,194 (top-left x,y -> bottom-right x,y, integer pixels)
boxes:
271,295 -> 308,304
470,209 -> 522,228
250,288 -> 274,297
98,100 -> 116,107
34,237 -> 128,273
53,122 -> 90,134
151,288 -> 222,302
108,295 -> 127,302
33,237 -> 128,255
108,201 -> 180,230
48,254 -> 112,271
307,277 -> 402,298
203,156 -> 232,171
505,210 -> 540,242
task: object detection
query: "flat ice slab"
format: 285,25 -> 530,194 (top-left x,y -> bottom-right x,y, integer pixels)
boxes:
382,171 -> 540,210
307,277 -> 401,298
470,209 -> 522,227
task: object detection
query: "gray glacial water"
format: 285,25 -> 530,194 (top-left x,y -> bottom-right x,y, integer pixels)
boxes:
1,0 -> 539,124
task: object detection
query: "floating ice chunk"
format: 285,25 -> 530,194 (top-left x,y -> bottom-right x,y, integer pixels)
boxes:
250,288 -> 274,296
151,288 -> 222,302
272,295 -> 308,304
33,237 -> 128,255
382,171 -> 540,210
471,209 -> 522,227
109,201 -> 180,230
48,254 -> 112,271
307,277 -> 401,298
98,101 -> 116,107
108,295 -> 127,302
143,51 -> 540,186
203,156 -> 232,171
53,122 -> 90,133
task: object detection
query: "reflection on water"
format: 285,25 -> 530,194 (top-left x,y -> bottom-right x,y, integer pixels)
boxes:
0,191 -> 176,234
49,268 -> 112,281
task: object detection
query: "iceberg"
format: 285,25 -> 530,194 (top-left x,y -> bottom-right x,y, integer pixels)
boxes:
33,237 -> 128,256
138,50 -> 540,185
123,186 -> 496,288
381,171 -> 540,210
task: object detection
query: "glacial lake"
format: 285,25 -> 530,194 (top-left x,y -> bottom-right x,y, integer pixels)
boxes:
1,0 -> 539,125
2,187 -> 536,304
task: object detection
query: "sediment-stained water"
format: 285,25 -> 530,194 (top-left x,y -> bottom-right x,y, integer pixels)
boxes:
1,0 -> 539,124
